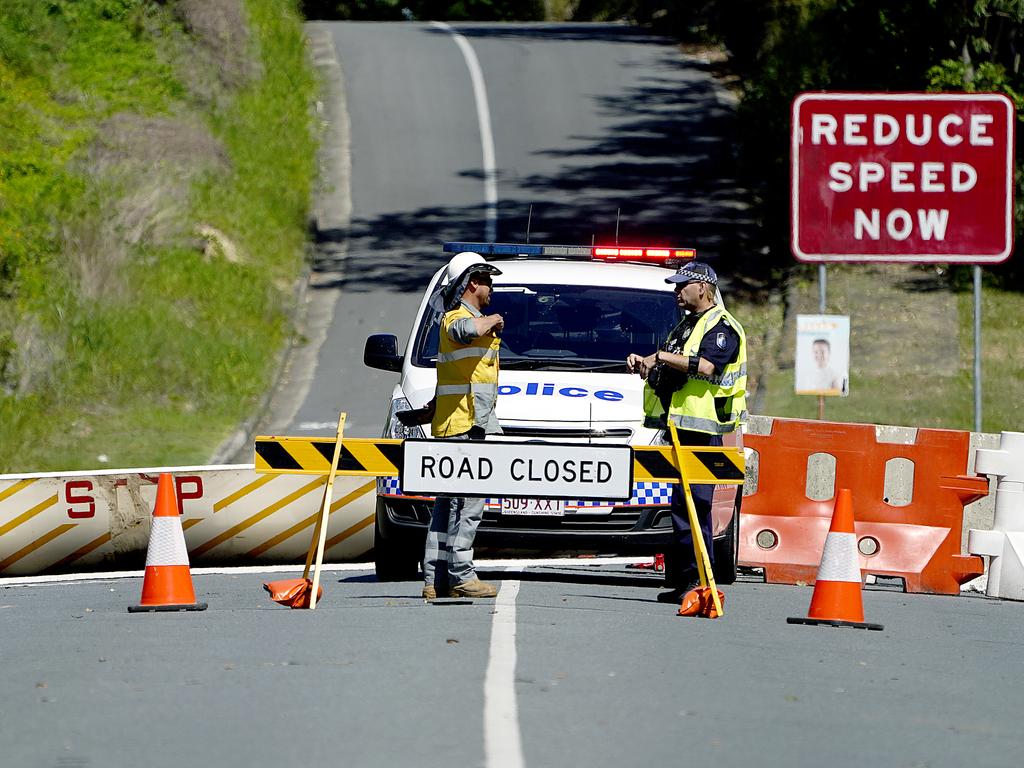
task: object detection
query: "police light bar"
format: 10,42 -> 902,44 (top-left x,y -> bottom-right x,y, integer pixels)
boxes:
442,242 -> 697,264
592,246 -> 696,264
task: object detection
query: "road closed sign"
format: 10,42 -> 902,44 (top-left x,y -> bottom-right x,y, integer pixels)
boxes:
792,92 -> 1015,263
401,440 -> 633,500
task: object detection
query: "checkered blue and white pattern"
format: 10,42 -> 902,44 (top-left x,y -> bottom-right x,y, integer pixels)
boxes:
377,478 -> 673,508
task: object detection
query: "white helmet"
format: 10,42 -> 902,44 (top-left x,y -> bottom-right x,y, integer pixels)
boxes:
444,252 -> 499,284
441,252 -> 502,310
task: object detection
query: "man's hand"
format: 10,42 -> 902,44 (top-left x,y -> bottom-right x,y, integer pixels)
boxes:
396,397 -> 436,427
626,352 -> 658,379
473,313 -> 504,337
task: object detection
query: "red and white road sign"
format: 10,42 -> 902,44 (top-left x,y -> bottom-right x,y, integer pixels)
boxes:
791,92 -> 1015,263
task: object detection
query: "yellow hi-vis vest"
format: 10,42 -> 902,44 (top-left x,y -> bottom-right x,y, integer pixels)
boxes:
643,305 -> 748,435
431,304 -> 501,437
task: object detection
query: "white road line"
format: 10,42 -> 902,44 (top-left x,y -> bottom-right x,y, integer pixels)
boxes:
431,21 -> 498,242
485,576 -> 525,768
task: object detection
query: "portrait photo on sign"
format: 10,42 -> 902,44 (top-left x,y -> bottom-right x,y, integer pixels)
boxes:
795,314 -> 850,396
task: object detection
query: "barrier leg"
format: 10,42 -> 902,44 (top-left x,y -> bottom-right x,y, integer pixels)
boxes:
304,412 -> 346,609
669,424 -> 723,617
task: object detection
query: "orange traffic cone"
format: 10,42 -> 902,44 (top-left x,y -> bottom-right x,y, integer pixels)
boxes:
787,488 -> 882,631
128,473 -> 207,613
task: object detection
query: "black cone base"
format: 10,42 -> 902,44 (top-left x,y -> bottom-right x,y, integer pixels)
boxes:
787,616 -> 883,631
128,602 -> 208,613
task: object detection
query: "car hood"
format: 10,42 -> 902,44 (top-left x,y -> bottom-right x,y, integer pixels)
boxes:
402,369 -> 644,424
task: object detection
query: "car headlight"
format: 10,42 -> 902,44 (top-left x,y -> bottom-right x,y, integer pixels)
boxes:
385,397 -> 427,440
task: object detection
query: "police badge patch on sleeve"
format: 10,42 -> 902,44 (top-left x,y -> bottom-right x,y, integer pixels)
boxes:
716,332 -> 727,349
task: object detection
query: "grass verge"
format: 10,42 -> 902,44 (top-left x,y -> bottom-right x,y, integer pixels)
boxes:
0,0 -> 317,473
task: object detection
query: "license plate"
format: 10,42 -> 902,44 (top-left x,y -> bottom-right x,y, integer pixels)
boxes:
501,498 -> 565,516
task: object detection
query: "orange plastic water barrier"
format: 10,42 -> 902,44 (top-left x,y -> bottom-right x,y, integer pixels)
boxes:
738,418 -> 988,594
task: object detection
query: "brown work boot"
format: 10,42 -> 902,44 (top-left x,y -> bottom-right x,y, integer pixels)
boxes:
450,578 -> 498,599
422,584 -> 451,602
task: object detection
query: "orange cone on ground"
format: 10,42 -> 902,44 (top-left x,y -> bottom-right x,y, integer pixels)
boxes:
128,473 -> 207,613
787,488 -> 882,631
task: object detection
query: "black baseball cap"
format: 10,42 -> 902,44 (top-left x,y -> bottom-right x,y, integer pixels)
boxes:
665,261 -> 718,286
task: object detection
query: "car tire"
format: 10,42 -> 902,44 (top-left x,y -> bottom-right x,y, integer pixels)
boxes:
712,492 -> 740,585
373,500 -> 420,582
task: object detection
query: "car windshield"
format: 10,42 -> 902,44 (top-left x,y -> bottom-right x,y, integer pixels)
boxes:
412,283 -> 680,371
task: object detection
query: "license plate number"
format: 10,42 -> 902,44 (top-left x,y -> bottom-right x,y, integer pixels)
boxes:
501,498 -> 564,516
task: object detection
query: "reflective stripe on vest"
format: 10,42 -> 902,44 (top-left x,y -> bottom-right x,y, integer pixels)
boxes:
437,346 -> 499,364
435,382 -> 499,397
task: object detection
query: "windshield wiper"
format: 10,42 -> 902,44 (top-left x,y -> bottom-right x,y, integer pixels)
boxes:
501,358 -> 627,372
577,361 -> 630,372
501,358 -> 575,370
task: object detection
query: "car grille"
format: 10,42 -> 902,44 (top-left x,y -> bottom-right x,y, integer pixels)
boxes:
497,425 -> 633,441
481,509 -> 651,532
388,502 -> 671,532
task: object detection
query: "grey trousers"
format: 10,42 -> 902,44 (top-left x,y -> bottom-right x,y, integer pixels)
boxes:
422,429 -> 486,589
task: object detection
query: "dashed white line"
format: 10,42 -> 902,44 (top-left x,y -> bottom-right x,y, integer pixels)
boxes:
431,21 -> 498,242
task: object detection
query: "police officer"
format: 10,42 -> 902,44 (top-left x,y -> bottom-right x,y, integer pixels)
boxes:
626,261 -> 747,603
422,253 -> 505,601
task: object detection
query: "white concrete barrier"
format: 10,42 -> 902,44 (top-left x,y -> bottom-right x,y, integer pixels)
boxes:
0,465 -> 376,576
968,431 -> 1024,600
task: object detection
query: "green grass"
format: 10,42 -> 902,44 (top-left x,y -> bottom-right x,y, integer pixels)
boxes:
0,0 -> 317,472
745,281 -> 1024,434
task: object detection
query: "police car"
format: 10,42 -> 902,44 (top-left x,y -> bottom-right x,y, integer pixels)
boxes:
363,242 -> 743,583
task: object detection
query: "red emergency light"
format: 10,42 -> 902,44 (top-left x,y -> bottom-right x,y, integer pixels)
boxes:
591,246 -> 697,264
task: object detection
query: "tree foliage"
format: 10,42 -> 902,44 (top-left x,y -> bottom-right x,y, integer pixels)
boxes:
588,1 -> 1024,282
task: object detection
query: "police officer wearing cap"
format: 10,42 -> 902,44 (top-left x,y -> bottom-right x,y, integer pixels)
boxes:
626,261 -> 747,603
421,253 -> 505,602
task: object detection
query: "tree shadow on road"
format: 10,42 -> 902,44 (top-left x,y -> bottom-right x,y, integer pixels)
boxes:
313,25 -> 767,298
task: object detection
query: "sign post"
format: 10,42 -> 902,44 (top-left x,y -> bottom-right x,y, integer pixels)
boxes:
791,92 -> 1015,430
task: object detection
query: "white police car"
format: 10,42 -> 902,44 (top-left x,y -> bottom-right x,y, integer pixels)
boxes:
363,242 -> 742,583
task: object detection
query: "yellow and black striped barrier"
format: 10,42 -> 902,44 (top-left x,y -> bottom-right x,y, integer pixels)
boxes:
632,446 -> 745,484
254,437 -> 403,477
254,437 -> 744,485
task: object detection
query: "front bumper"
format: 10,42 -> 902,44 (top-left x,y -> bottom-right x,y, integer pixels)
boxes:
376,477 -> 680,553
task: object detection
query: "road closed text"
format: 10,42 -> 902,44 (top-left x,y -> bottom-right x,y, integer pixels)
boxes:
401,440 -> 632,500
792,94 -> 1014,262
418,454 -> 613,484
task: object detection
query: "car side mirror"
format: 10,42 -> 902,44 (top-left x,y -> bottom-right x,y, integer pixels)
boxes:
364,334 -> 403,372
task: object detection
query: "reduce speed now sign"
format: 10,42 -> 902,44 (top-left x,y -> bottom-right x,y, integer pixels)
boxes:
400,439 -> 633,500
791,92 -> 1015,263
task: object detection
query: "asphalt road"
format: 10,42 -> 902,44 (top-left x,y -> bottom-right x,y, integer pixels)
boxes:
262,22 -> 751,441
2,562 -> 1022,768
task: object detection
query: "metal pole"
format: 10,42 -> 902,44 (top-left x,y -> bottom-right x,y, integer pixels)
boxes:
818,264 -> 827,313
818,264 -> 827,421
974,265 -> 982,432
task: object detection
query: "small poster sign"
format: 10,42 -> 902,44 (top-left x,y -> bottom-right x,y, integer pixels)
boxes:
795,315 -> 850,396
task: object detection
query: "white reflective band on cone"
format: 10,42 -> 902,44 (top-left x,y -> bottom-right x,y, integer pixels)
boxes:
816,532 -> 862,583
144,517 -> 190,567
